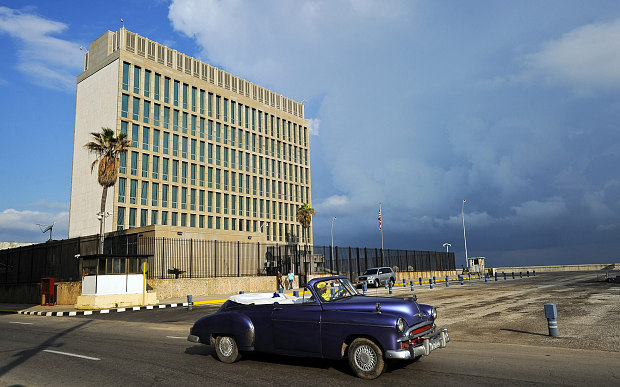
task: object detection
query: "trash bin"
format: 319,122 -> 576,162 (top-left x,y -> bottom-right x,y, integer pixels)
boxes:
41,277 -> 55,306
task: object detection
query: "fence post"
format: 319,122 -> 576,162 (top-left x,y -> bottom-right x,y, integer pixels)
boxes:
161,237 -> 165,279
335,247 -> 340,275
189,239 -> 193,278
349,246 -> 353,281
214,240 -> 218,278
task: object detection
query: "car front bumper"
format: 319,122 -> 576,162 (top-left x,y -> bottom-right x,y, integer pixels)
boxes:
385,328 -> 449,359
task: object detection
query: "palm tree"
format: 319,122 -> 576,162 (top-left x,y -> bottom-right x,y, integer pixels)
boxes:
84,127 -> 131,252
296,203 -> 316,276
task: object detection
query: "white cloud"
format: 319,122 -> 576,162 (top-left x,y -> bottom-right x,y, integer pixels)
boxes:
308,118 -> 321,136
524,18 -> 620,93
0,208 -> 68,242
0,6 -> 83,91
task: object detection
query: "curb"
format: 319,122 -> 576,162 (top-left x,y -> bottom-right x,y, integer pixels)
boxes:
15,301 -> 202,317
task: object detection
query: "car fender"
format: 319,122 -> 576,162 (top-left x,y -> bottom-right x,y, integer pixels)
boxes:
192,311 -> 255,350
320,311 -> 401,359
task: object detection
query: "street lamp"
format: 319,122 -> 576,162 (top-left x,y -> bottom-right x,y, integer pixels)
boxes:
331,217 -> 337,268
97,211 -> 111,255
443,242 -> 451,253
462,199 -> 468,269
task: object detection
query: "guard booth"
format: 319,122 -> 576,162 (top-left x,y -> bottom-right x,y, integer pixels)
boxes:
467,257 -> 486,274
76,254 -> 158,309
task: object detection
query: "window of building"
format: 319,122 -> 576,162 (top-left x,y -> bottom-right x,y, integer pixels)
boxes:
144,70 -> 151,97
142,154 -> 149,178
162,211 -> 168,225
121,94 -> 129,118
172,159 -> 178,182
129,208 -> 136,229
164,77 -> 170,103
153,104 -> 160,127
152,182 -> 159,206
154,73 -> 160,100
152,156 -> 159,179
117,207 -> 125,230
141,181 -> 148,205
162,184 -> 168,207
163,131 -> 169,154
130,179 -> 137,204
133,66 -> 141,94
173,80 -> 179,106
122,62 -> 130,91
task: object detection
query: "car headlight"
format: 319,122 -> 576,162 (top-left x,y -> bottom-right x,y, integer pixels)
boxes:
431,307 -> 437,320
396,318 -> 405,333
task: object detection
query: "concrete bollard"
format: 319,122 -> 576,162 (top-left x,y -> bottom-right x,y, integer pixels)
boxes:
187,294 -> 193,311
460,276 -> 464,285
527,270 -> 530,278
363,282 -> 367,295
403,278 -> 407,287
293,290 -> 299,297
533,270 -> 536,276
279,286 -> 284,293
484,273 -> 488,282
384,280 -> 388,289
520,272 -> 523,278
410,280 -> 415,291
389,282 -> 393,294
544,304 -> 559,337
433,276 -> 436,285
512,272 -> 515,279
503,272 -> 506,280
419,277 -> 423,286
430,279 -> 433,289
468,273 -> 471,281
445,275 -> 449,287
495,272 -> 498,281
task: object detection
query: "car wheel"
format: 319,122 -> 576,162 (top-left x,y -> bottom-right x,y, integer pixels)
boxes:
348,338 -> 386,380
215,335 -> 241,364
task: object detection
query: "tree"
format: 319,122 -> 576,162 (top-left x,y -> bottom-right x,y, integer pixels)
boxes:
296,203 -> 316,275
84,127 -> 131,250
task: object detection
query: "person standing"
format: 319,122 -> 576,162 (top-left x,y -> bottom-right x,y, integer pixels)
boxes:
277,270 -> 283,291
287,269 -> 295,290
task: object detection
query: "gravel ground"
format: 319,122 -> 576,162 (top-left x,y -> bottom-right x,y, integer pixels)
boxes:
395,271 -> 620,353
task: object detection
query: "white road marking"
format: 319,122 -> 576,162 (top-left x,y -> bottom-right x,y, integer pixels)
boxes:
166,336 -> 186,339
9,322 -> 33,325
43,349 -> 100,361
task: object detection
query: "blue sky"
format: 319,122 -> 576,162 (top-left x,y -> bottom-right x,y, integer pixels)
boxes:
1,0 -> 620,267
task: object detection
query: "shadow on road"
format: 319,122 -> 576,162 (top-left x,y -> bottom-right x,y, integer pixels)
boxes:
500,328 -> 548,337
0,320 -> 92,378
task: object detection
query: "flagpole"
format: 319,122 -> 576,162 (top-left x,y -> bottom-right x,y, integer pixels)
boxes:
379,202 -> 384,266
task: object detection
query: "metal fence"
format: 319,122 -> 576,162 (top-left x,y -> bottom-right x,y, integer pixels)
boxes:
1,234 -> 455,284
315,246 -> 456,280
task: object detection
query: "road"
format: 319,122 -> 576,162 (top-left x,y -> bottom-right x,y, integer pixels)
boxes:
1,271 -> 619,386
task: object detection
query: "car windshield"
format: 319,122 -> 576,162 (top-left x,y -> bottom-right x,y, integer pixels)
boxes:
363,269 -> 379,275
314,278 -> 359,302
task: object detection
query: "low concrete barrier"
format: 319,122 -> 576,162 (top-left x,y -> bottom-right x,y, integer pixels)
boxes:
496,263 -> 618,273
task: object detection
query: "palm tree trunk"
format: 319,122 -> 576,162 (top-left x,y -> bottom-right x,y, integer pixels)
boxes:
99,186 -> 108,254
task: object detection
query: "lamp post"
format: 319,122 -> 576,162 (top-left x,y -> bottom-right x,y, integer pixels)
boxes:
443,242 -> 451,253
462,199 -> 468,269
97,211 -> 111,255
331,217 -> 337,271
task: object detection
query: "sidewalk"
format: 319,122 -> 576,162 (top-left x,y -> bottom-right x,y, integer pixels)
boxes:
0,275 -> 487,317
0,288 -> 305,316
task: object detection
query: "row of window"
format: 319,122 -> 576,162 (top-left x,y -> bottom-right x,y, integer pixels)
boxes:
116,206 -> 310,242
120,150 -> 310,191
117,178 -> 307,219
120,121 -> 308,167
121,62 -> 307,147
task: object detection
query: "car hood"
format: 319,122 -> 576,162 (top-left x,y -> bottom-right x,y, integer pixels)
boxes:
322,295 -> 432,326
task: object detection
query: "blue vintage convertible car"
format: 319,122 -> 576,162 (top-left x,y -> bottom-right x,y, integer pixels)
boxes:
188,275 -> 449,379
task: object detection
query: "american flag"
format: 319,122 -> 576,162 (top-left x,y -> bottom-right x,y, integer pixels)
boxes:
378,209 -> 382,230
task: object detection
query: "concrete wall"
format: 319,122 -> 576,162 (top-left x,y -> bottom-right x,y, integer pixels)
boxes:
496,263 -> 618,273
149,276 -> 279,299
0,282 -> 82,305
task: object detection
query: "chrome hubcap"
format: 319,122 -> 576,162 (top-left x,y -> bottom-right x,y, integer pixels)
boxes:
219,337 -> 233,357
354,345 -> 377,372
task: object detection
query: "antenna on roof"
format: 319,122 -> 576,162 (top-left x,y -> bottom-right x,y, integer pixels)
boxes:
121,18 -> 125,29
37,222 -> 55,241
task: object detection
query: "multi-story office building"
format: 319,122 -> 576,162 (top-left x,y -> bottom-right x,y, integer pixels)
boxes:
69,28 -> 312,244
